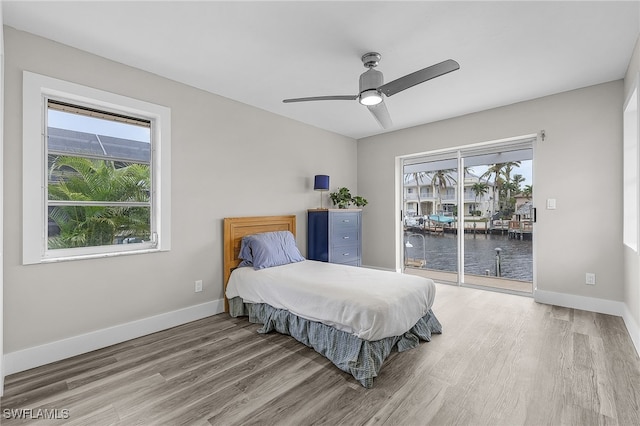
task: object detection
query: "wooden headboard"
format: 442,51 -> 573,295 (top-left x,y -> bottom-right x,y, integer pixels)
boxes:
222,215 -> 297,312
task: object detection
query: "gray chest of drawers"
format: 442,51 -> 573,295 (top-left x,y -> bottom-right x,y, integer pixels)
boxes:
307,209 -> 361,266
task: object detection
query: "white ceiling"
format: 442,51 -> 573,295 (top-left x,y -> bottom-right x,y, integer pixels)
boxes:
3,1 -> 640,139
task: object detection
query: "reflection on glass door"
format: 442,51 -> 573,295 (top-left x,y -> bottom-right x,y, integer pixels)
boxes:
403,156 -> 459,284
402,140 -> 534,294
462,151 -> 533,294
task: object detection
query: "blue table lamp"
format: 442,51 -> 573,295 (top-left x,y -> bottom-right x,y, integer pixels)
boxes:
314,175 -> 330,209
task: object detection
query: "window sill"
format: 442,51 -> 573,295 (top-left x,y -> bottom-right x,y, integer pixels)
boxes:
35,247 -> 168,265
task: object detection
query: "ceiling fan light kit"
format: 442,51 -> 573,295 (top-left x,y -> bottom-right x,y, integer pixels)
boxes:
359,89 -> 383,106
283,52 -> 459,130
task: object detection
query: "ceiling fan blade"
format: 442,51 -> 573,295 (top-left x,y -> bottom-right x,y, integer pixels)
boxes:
283,95 -> 358,103
367,102 -> 392,129
378,59 -> 460,97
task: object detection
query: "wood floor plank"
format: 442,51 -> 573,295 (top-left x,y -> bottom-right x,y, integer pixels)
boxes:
42,375 -> 164,426
363,345 -> 448,425
112,337 -> 282,420
587,332 -> 618,419
595,314 -> 640,426
1,342 -> 135,389
204,355 -> 338,426
65,320 -> 244,391
524,312 -> 573,425
116,334 -> 304,424
2,283 -> 639,426
69,405 -> 120,426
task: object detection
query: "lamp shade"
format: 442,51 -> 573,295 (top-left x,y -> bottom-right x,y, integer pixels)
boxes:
314,175 -> 330,191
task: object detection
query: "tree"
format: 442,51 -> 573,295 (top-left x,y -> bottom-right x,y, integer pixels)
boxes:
429,168 -> 456,215
48,156 -> 150,249
501,162 -> 521,208
512,174 -> 525,194
502,181 -> 519,211
470,182 -> 489,216
480,164 -> 501,217
481,161 -> 522,215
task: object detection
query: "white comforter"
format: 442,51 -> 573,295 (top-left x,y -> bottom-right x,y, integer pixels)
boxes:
226,260 -> 436,341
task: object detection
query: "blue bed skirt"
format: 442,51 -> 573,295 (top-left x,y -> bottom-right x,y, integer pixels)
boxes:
228,297 -> 442,388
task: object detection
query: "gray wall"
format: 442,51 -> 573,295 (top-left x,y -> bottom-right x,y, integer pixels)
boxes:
357,80 -> 624,302
3,27 -> 357,353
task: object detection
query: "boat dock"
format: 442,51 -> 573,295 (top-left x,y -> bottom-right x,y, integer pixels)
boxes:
405,218 -> 532,239
508,220 -> 533,240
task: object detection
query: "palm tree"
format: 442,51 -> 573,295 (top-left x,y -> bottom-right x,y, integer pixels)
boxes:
470,182 -> 489,216
48,156 -> 150,249
502,181 -> 520,211
481,161 -> 522,215
500,162 -> 521,182
512,174 -> 525,193
429,168 -> 456,215
501,162 -> 521,209
480,164 -> 502,217
522,184 -> 533,199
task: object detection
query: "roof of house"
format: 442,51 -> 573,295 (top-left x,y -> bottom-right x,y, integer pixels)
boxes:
48,127 -> 150,164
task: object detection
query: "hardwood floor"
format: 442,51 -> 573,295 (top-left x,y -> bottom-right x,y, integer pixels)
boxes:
2,283 -> 639,425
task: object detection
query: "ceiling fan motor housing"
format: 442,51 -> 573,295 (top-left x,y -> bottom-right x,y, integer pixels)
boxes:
359,68 -> 384,105
359,68 -> 383,92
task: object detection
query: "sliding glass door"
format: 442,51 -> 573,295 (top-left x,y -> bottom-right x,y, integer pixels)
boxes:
402,138 -> 534,294
461,149 -> 533,293
403,155 -> 459,284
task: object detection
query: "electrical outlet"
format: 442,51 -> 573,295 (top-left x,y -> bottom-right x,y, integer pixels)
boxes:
585,273 -> 596,285
195,279 -> 203,292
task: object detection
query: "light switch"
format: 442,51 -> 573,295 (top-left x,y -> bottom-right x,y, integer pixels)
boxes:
546,198 -> 556,209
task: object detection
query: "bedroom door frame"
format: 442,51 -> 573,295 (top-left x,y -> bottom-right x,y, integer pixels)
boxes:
396,134 -> 538,294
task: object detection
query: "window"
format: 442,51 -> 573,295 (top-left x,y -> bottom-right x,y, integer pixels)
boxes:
444,188 -> 456,198
420,188 -> 432,197
23,72 -> 171,264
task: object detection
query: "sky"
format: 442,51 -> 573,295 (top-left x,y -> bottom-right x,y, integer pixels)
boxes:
468,161 -> 532,187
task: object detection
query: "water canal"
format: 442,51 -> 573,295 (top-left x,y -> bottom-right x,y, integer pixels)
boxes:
404,232 -> 533,282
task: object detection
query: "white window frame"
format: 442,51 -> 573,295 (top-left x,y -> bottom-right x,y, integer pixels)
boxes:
23,71 -> 171,264
623,75 -> 639,253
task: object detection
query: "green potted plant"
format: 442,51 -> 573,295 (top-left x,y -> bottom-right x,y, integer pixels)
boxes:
329,187 -> 368,209
352,196 -> 368,207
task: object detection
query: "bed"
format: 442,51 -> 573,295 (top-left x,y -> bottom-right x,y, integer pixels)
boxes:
223,215 -> 441,388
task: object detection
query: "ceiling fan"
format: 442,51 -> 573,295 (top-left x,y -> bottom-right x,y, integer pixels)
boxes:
283,52 -> 460,129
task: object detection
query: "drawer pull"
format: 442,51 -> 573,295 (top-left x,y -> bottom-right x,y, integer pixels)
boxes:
343,219 -> 350,223
343,253 -> 350,256
343,236 -> 350,239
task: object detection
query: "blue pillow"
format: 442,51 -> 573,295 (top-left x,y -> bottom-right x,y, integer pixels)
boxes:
238,237 -> 254,267
238,231 -> 305,270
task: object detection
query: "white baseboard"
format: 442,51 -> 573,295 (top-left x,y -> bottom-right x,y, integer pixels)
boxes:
622,303 -> 640,357
534,289 -> 639,357
534,289 -> 625,316
3,299 -> 224,376
361,264 -> 396,272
